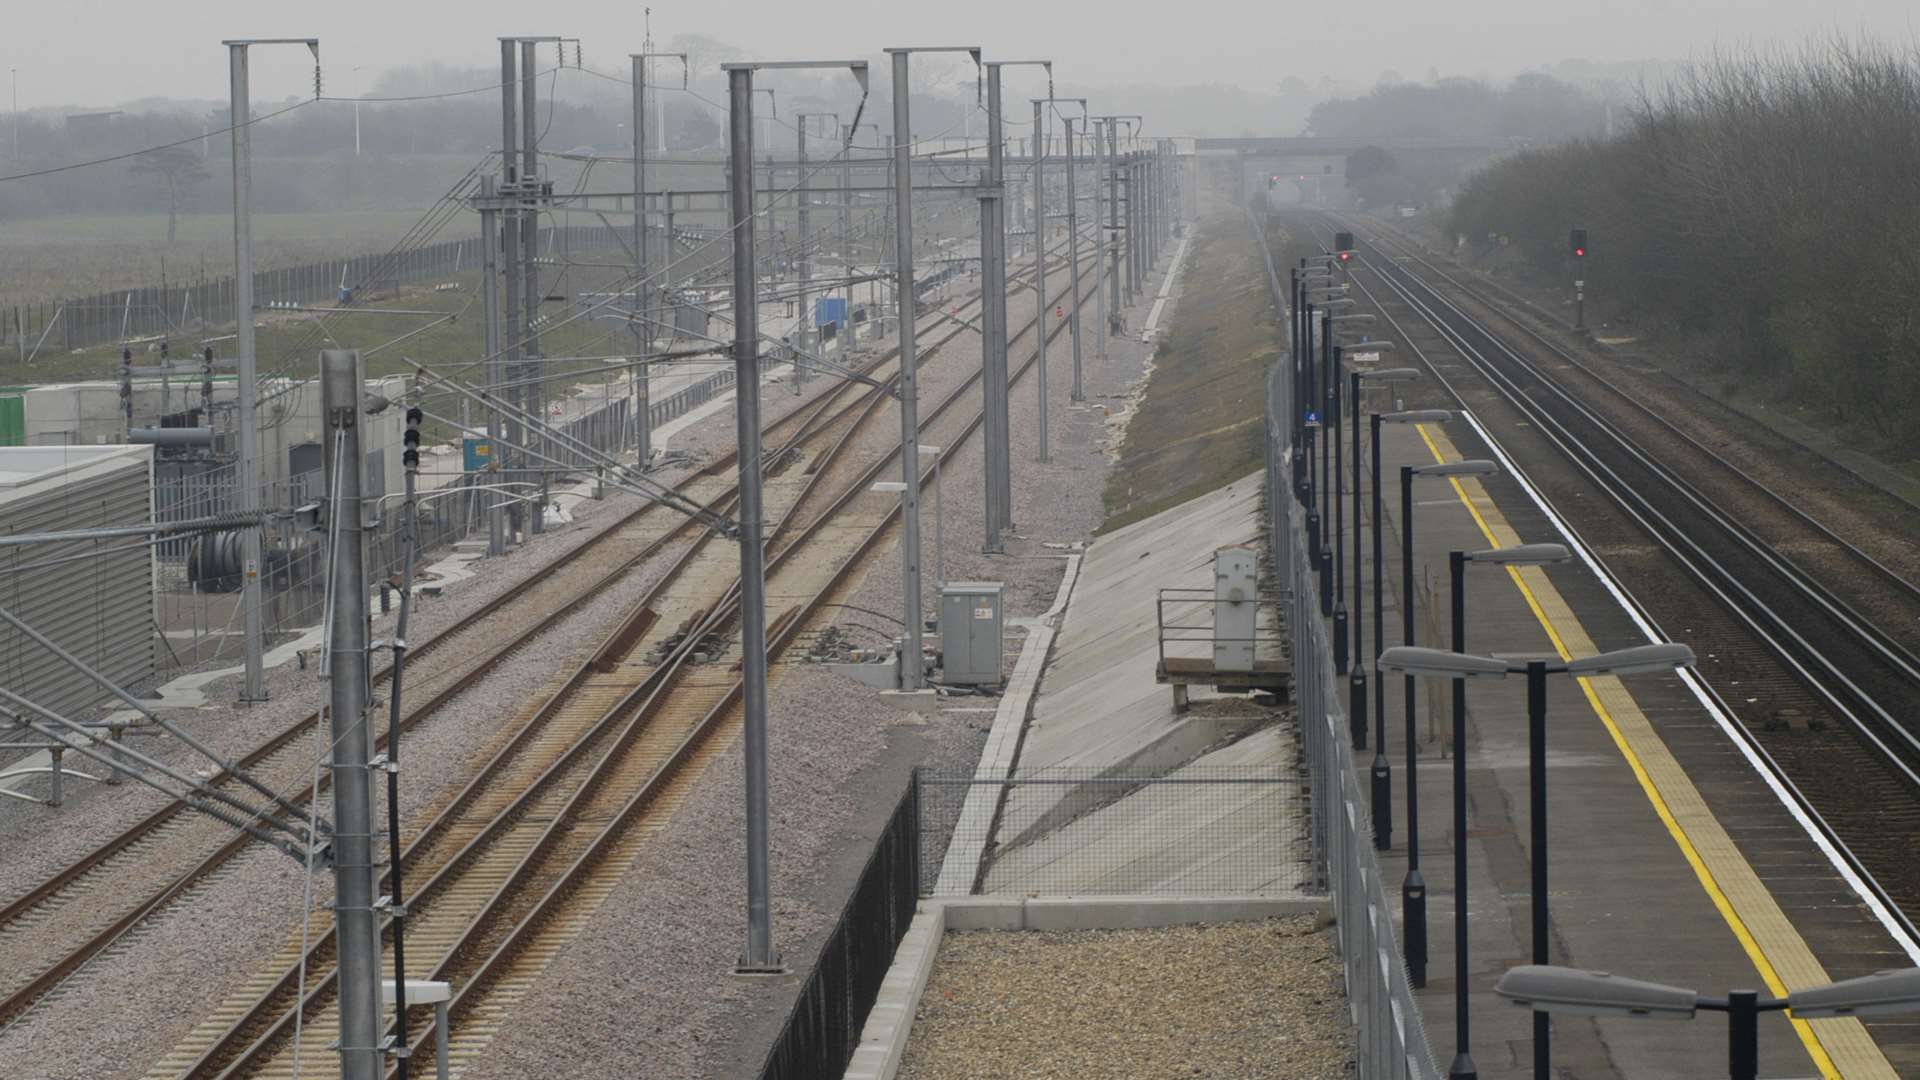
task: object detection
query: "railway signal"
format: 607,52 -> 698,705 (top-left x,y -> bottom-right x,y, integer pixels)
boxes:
1570,227 -> 1588,258
1335,231 -> 1354,264
403,405 -> 423,472
1570,227 -> 1589,332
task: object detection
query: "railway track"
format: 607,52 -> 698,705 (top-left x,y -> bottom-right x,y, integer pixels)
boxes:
0,228 -> 1094,1031
1290,211 -> 1920,932
118,229 -> 1104,1078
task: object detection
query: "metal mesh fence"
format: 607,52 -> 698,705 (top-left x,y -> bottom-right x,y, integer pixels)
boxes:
1256,207 -> 1440,1079
917,766 -> 1308,897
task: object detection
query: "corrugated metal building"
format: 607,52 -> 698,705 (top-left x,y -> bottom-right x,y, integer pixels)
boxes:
0,445 -> 156,722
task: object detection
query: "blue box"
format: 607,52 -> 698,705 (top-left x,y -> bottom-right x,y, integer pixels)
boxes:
814,296 -> 848,328
463,437 -> 493,471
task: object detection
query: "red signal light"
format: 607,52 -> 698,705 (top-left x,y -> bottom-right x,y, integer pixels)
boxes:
1574,246 -> 1586,257
1338,251 -> 1351,262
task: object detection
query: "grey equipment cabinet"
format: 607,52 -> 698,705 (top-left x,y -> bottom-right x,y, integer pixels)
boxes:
938,581 -> 1005,685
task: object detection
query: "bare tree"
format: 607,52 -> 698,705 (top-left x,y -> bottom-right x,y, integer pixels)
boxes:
129,146 -> 209,244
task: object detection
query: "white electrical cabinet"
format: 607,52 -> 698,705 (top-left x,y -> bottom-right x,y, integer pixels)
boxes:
1213,545 -> 1257,672
939,582 -> 1004,686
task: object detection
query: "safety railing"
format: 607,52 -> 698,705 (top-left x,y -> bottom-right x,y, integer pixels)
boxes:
1257,209 -> 1439,1079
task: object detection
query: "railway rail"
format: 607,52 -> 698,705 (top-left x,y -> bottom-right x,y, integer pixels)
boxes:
114,229 -> 1105,1078
0,227 -> 1095,1033
1291,211 -> 1920,936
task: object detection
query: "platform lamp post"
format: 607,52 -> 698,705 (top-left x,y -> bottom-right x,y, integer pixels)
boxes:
1365,410 -> 1455,850
721,55 -> 871,976
1442,542 -> 1571,1080
1497,964 -> 1920,1080
882,45 -> 979,682
1344,365 -> 1420,750
1396,458 -> 1499,986
1385,642 -> 1698,1078
1321,311 -> 1373,614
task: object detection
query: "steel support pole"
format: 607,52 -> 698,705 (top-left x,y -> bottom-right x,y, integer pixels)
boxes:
1105,122 -> 1122,334
1350,370 -> 1367,750
498,41 -> 523,544
479,177 -> 505,557
978,65 -> 1010,553
727,68 -> 779,972
794,117 -> 810,392
321,349 -> 380,1080
1401,464 -> 1428,987
631,54 -> 651,464
226,44 -> 266,704
1031,100 -> 1048,463
841,128 -> 854,345
1092,121 -> 1108,359
1331,348 -> 1346,673
1528,660 -> 1550,1080
1064,117 -> 1084,403
1449,551 -> 1478,1080
520,40 -> 544,535
888,51 -> 928,689
1370,414 -> 1391,850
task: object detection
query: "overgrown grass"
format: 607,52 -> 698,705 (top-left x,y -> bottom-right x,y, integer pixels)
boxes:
1450,36 -> 1920,440
1099,210 -> 1290,533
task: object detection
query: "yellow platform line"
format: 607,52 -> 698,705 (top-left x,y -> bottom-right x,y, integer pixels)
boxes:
1413,422 -> 1892,1079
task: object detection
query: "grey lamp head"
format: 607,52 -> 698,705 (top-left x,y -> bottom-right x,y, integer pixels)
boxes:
1495,966 -> 1698,1020
1378,646 -> 1512,680
1467,543 -> 1570,566
1380,409 -> 1451,425
1327,313 -> 1375,323
1789,968 -> 1920,1019
1345,340 -> 1398,352
1412,459 -> 1499,478
1564,643 -> 1695,677
1358,366 -> 1420,382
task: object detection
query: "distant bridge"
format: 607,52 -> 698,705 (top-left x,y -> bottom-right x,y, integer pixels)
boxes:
1193,135 -> 1531,155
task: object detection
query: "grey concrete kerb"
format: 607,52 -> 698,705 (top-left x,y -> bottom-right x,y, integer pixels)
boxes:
843,894 -> 1330,1080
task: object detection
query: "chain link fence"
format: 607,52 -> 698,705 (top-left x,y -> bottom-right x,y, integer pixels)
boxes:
1257,207 -> 1440,1079
6,223 -> 626,361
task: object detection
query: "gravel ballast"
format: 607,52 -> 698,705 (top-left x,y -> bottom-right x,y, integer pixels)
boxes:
0,231 -> 1180,1080
897,917 -> 1352,1080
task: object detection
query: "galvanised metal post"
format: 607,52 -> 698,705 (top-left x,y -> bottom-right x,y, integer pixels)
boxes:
479,176 -> 505,557
1528,658 -> 1550,1079
321,348 -> 380,1080
980,62 -> 1010,551
887,48 -> 974,682
1031,99 -> 1048,462
498,40 -> 523,543
628,51 -> 684,464
841,121 -> 854,345
794,113 -> 811,391
1370,412 -> 1392,850
1063,116 -> 1085,403
520,39 -> 544,534
1105,119 -> 1122,334
225,38 -> 318,705
724,63 -> 779,972
1399,463 -> 1428,987
1092,120 -> 1108,359
1449,549 -> 1478,1080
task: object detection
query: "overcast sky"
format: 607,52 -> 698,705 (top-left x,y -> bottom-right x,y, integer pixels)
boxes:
4,0 -> 1915,110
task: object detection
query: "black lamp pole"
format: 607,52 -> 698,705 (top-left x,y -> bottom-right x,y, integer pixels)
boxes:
1528,658 -> 1550,1080
1448,550 -> 1477,1080
1304,304 -> 1321,578
1331,346 -> 1347,673
1399,465 -> 1427,987
1349,371 -> 1367,750
1317,311 -> 1334,615
1369,413 -> 1391,850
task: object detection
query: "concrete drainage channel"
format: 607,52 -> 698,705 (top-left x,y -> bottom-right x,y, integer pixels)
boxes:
844,895 -> 1329,1080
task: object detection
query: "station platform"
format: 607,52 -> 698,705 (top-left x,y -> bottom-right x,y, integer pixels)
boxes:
1349,416 -> 1918,1078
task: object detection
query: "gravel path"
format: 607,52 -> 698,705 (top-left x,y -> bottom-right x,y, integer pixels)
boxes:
896,917 -> 1352,1080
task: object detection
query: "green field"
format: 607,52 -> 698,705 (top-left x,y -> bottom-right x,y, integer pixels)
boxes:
0,209 -> 451,306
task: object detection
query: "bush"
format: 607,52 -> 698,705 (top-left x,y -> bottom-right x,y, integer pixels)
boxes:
1449,37 -> 1920,437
